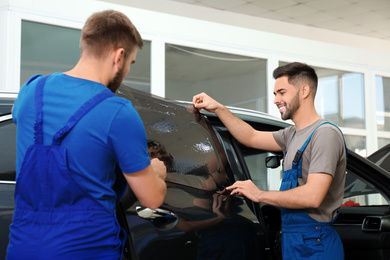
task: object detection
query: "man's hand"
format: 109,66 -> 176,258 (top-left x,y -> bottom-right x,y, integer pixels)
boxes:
226,180 -> 262,203
212,193 -> 229,219
193,92 -> 222,113
150,158 -> 167,180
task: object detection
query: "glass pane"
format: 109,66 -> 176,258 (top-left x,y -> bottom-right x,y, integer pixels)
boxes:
315,69 -> 365,128
122,41 -> 151,93
21,21 -> 151,93
0,184 -> 15,259
21,21 -> 81,85
166,44 -> 267,111
0,118 -> 16,181
376,76 -> 390,131
278,62 -> 365,129
117,87 -> 231,191
344,135 -> 366,157
378,138 -> 390,149
0,98 -> 15,115
343,172 -> 387,206
244,153 -> 268,191
341,73 -> 365,128
242,151 -> 282,192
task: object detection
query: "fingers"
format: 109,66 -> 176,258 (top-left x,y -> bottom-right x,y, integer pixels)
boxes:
225,180 -> 258,198
192,92 -> 221,114
192,92 -> 206,109
225,181 -> 241,191
150,158 -> 167,180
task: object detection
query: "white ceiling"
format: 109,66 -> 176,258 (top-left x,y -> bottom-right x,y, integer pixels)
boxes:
170,0 -> 390,41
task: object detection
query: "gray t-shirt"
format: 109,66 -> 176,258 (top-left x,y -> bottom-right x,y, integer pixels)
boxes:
273,119 -> 346,222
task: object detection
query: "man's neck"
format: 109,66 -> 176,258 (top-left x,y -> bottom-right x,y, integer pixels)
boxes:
64,58 -> 109,86
292,110 -> 321,131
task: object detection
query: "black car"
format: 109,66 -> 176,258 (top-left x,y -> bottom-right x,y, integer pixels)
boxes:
1,85 -> 390,260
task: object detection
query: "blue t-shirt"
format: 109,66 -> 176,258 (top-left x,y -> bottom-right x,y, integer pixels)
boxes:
12,72 -> 151,211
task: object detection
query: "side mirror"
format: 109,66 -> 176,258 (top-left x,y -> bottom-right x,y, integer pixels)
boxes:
265,155 -> 282,169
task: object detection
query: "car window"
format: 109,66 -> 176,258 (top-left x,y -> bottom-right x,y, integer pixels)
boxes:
0,116 -> 16,259
243,152 -> 282,191
342,171 -> 387,206
0,98 -> 15,116
0,117 -> 16,181
240,147 -> 388,207
234,141 -> 282,191
117,86 -> 232,192
367,144 -> 390,172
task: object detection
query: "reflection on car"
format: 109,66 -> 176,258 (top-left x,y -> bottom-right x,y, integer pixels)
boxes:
1,85 -> 390,260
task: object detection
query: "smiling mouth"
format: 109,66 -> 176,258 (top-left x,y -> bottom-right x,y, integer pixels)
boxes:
278,105 -> 286,113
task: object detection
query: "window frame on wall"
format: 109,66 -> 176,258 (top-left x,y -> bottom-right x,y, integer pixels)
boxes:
2,10 -> 388,159
2,13 -> 83,95
275,58 -> 373,156
374,70 -> 390,150
163,41 -> 269,110
4,12 -> 158,96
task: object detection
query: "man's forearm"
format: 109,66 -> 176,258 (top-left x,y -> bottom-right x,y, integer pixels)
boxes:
214,105 -> 258,148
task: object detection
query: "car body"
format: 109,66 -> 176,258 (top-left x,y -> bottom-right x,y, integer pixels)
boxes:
1,85 -> 390,259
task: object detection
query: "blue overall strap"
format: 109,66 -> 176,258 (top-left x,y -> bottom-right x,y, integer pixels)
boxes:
33,75 -> 49,145
52,90 -> 115,145
292,122 -> 348,175
283,132 -> 296,171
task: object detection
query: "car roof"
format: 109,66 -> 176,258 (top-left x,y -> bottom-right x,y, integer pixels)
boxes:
175,100 -> 291,129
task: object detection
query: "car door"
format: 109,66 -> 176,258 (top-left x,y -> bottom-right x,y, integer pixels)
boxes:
116,86 -> 268,260
0,114 -> 16,259
334,150 -> 390,260
207,113 -> 390,260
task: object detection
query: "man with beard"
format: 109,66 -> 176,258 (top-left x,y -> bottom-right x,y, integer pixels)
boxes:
7,10 -> 167,260
192,62 -> 346,260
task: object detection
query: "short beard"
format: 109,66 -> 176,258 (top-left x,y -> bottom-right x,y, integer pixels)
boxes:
281,90 -> 300,120
107,67 -> 125,93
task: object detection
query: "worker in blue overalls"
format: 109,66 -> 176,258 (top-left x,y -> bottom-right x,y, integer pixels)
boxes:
7,10 -> 167,260
193,62 -> 346,259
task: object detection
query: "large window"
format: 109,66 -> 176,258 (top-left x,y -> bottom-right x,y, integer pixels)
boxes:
378,138 -> 390,150
376,76 -> 390,132
20,21 -> 151,92
315,69 -> 366,154
165,44 -> 267,111
21,21 -> 80,85
314,68 -> 365,129
122,41 -> 151,93
278,63 -> 365,129
344,135 -> 367,156
279,62 -> 367,153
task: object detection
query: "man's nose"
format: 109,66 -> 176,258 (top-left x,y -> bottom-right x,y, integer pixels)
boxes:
273,95 -> 279,104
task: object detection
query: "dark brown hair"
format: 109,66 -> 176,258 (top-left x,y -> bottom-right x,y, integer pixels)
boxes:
273,62 -> 318,98
80,10 -> 144,59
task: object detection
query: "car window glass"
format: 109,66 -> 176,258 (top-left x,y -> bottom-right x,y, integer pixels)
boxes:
0,183 -> 14,259
0,99 -> 15,115
244,153 -> 282,191
117,87 -> 231,191
0,184 -> 15,208
240,147 -> 387,207
0,118 -> 16,181
343,171 -> 387,206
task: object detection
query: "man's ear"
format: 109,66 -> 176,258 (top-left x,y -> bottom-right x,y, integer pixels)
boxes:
301,84 -> 311,99
113,48 -> 125,69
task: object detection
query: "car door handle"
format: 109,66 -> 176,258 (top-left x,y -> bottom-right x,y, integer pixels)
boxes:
136,206 -> 178,230
362,215 -> 390,232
